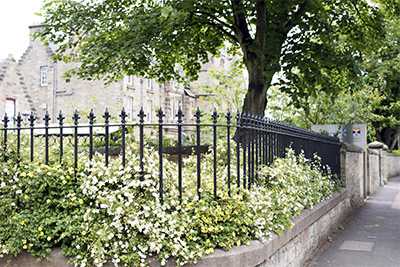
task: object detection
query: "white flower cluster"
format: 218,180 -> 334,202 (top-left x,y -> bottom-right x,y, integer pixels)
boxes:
256,148 -> 335,234
0,245 -> 7,259
71,140 -> 336,266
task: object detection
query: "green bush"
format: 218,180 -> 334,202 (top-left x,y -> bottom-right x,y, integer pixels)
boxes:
0,132 -> 338,266
391,150 -> 400,155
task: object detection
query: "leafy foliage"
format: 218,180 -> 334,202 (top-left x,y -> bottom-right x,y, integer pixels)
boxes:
363,17 -> 400,148
266,85 -> 382,142
198,62 -> 246,114
0,131 -> 337,266
37,0 -> 387,115
269,11 -> 400,147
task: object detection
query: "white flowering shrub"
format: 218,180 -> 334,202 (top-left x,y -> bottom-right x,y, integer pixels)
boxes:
0,131 -> 338,267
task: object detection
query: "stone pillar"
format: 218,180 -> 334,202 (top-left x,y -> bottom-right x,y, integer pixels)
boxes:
340,142 -> 365,209
368,141 -> 388,187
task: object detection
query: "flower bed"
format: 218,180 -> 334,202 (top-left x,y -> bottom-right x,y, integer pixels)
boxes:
0,134 -> 338,267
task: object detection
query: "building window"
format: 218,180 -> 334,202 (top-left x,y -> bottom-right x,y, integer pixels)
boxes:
5,99 -> 15,125
127,75 -> 135,86
146,100 -> 152,122
40,66 -> 48,86
147,79 -> 153,91
127,96 -> 134,121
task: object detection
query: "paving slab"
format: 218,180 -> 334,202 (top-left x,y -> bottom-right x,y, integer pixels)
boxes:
338,241 -> 375,252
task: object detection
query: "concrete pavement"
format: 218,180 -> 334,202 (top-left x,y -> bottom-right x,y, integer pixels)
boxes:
310,176 -> 400,267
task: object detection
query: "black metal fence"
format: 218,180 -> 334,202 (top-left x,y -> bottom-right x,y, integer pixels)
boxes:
1,107 -> 341,203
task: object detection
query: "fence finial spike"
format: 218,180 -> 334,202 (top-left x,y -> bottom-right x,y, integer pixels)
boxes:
88,109 -> 96,125
157,108 -> 165,123
103,108 -> 111,124
176,106 -> 184,123
120,107 -> 127,124
157,107 -> 164,117
226,109 -> 232,124
16,113 -> 22,128
29,112 -> 36,127
72,110 -> 80,125
138,107 -> 146,123
194,107 -> 202,124
212,108 -> 219,124
2,113 -> 9,128
57,110 -> 65,126
43,111 -> 51,126
236,110 -> 241,125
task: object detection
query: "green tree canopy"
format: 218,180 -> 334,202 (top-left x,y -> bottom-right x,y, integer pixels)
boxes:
266,4 -> 400,148
198,62 -> 247,113
266,85 -> 382,142
38,0 -> 387,116
363,16 -> 400,149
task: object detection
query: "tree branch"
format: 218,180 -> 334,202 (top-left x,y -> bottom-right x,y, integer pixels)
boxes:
206,22 -> 239,43
283,3 -> 307,33
351,1 -> 374,32
193,10 -> 236,32
230,0 -> 253,51
182,19 -> 239,43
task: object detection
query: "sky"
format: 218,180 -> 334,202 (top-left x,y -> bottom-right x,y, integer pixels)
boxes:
0,0 -> 45,60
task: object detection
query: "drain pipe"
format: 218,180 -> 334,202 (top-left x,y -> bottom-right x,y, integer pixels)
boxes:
140,78 -> 144,107
52,62 -> 57,123
379,148 -> 383,187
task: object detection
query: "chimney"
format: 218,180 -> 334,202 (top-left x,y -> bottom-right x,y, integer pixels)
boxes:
6,54 -> 15,62
29,24 -> 47,44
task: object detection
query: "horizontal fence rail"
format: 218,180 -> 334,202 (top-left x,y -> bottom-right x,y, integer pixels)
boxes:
1,108 -> 341,203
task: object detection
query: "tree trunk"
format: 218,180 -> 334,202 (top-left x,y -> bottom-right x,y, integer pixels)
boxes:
234,56 -> 274,143
241,56 -> 273,117
398,134 -> 400,150
389,127 -> 400,151
375,126 -> 392,147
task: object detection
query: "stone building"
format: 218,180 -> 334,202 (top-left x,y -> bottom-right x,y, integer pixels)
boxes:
0,24 -> 236,127
0,55 -> 33,124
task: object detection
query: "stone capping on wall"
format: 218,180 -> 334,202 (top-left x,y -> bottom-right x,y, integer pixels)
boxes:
0,189 -> 348,267
341,142 -> 364,153
368,149 -> 379,155
368,141 -> 388,150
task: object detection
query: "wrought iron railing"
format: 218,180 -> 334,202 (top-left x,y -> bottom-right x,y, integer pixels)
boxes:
1,107 -> 341,203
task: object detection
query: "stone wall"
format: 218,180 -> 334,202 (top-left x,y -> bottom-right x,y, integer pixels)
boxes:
386,153 -> 400,179
341,141 -> 400,201
54,59 -> 124,121
255,191 -> 350,267
367,149 -> 380,196
368,141 -> 400,193
0,55 -> 33,117
340,142 -> 365,209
